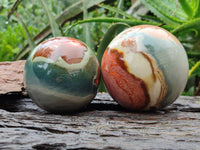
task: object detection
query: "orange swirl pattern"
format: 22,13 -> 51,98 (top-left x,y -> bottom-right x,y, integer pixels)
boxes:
101,48 -> 150,110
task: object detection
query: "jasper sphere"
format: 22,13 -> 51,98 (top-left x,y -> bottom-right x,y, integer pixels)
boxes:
24,37 -> 100,112
101,25 -> 189,111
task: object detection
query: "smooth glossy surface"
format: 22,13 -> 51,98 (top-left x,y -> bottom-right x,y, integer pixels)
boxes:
24,37 -> 100,112
101,25 -> 189,111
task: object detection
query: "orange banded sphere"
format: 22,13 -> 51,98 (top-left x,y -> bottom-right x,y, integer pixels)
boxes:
101,25 -> 189,111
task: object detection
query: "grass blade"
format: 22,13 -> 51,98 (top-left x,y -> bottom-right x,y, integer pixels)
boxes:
171,18 -> 200,35
115,0 -> 124,17
15,12 -> 35,51
7,0 -> 23,21
39,0 -> 62,37
189,60 -> 200,77
65,17 -> 158,34
100,4 -> 134,19
82,0 -> 92,49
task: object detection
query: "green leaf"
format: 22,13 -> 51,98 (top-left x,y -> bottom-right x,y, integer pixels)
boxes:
82,0 -> 92,49
139,14 -> 163,23
187,51 -> 200,60
115,0 -> 124,18
39,0 -> 62,37
193,0 -> 200,18
100,4 -> 134,19
178,0 -> 193,18
179,0 -> 200,18
117,0 -> 124,10
140,0 -> 187,25
65,17 -> 158,34
160,24 -> 176,31
97,23 -> 130,92
182,86 -> 194,96
189,60 -> 200,77
171,18 -> 200,35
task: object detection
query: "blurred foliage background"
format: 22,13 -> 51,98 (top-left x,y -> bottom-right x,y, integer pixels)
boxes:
0,0 -> 200,96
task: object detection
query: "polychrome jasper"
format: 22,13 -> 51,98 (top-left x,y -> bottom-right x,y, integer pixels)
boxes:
101,25 -> 189,111
24,37 -> 100,112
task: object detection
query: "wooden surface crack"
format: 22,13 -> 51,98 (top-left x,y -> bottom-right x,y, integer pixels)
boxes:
0,93 -> 200,149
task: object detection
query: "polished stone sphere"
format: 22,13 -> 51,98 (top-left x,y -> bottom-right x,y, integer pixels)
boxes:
24,37 -> 100,113
101,25 -> 189,111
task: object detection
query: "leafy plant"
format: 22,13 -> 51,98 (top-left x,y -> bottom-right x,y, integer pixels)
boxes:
15,0 -> 106,60
64,0 -> 200,94
0,24 -> 37,61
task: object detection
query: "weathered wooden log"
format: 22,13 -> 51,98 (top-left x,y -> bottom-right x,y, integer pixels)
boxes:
0,61 -> 200,149
0,60 -> 25,95
0,93 -> 200,150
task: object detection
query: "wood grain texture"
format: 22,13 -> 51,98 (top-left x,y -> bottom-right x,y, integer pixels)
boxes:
0,93 -> 200,150
0,61 -> 200,149
0,60 -> 25,95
